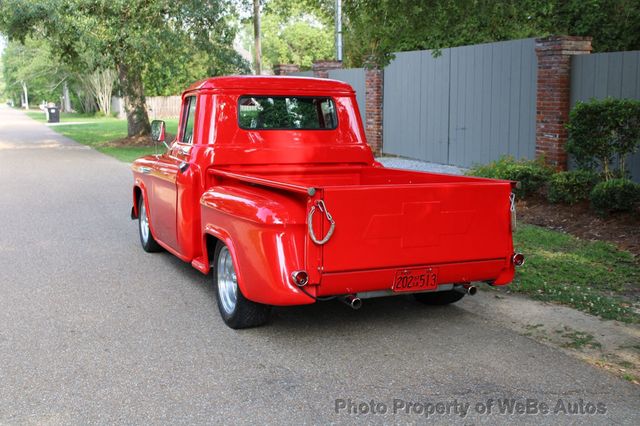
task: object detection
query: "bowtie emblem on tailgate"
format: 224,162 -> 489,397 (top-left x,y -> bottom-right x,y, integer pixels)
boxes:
363,201 -> 474,248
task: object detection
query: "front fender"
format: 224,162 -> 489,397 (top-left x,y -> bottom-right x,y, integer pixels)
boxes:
201,184 -> 315,306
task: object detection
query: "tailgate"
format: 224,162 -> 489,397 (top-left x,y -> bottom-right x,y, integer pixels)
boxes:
318,182 -> 513,273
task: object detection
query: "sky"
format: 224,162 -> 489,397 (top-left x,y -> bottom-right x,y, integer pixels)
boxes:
0,35 -> 6,57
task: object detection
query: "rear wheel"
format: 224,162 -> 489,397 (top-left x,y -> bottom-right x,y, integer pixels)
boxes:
138,196 -> 162,252
213,243 -> 271,329
413,290 -> 465,305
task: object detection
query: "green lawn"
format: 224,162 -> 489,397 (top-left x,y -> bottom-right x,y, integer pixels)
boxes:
511,224 -> 640,323
26,110 -> 106,123
29,111 -> 179,163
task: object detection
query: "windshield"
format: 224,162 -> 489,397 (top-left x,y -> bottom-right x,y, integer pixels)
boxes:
238,96 -> 337,130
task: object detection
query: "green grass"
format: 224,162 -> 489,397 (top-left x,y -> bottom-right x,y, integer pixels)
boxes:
30,112 -> 179,163
511,224 -> 640,323
560,329 -> 602,350
25,110 -> 106,123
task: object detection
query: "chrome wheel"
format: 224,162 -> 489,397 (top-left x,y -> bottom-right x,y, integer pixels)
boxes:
217,246 -> 238,315
139,201 -> 150,244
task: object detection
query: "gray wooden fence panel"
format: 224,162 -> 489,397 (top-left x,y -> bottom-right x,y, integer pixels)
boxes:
383,38 -> 537,167
290,70 -> 314,77
571,51 -> 640,182
383,51 -> 439,161
419,50 -> 450,164
448,39 -> 537,167
328,68 -> 366,122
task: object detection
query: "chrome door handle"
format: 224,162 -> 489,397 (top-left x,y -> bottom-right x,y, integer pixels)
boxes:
139,167 -> 152,174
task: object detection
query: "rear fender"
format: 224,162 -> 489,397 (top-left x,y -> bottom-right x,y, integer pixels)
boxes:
201,184 -> 314,306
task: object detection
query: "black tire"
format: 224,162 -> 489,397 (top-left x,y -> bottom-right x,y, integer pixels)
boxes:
138,196 -> 162,253
413,290 -> 465,305
213,242 -> 271,329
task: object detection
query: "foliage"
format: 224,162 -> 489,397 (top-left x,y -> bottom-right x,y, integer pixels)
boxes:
237,0 -> 334,72
0,0 -> 248,136
466,156 -> 553,198
547,170 -> 600,204
528,0 -> 640,53
77,68 -> 117,115
1,37 -> 67,106
566,98 -> 640,180
261,14 -> 334,69
589,179 -> 640,215
340,0 -> 640,67
0,57 -> 5,99
511,224 -> 640,323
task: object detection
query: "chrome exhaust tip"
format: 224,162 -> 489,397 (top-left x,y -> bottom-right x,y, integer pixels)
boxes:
454,284 -> 477,295
340,295 -> 362,310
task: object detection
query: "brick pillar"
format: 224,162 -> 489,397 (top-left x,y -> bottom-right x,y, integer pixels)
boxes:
365,67 -> 383,155
535,36 -> 592,170
311,60 -> 342,78
273,64 -> 300,76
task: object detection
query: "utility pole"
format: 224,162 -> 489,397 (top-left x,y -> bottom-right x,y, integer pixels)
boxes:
335,0 -> 343,62
253,0 -> 262,75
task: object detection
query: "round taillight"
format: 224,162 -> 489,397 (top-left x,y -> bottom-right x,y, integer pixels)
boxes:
291,270 -> 309,286
513,253 -> 525,267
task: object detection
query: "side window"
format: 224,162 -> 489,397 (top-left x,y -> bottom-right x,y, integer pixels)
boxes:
181,96 -> 197,144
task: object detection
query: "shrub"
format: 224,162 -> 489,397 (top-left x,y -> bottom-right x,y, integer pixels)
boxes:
467,156 -> 553,198
589,179 -> 640,215
566,98 -> 640,179
94,110 -> 106,118
547,170 -> 600,204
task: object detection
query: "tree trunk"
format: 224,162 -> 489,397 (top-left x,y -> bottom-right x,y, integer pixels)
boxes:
116,63 -> 150,137
62,81 -> 72,112
253,0 -> 261,75
21,82 -> 29,109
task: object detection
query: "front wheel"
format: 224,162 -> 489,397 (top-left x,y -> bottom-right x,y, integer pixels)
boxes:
413,290 -> 465,305
138,196 -> 162,253
213,243 -> 271,329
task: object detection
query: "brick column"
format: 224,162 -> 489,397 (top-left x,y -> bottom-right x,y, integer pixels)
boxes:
535,36 -> 592,170
365,67 -> 383,155
273,64 -> 300,76
311,60 -> 342,78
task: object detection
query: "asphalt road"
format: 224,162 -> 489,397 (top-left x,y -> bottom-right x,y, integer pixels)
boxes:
0,106 -> 638,425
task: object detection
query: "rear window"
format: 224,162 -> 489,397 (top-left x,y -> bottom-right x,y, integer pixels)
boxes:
238,96 -> 337,130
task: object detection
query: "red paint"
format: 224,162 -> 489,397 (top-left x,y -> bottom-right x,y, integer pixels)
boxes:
131,76 -> 517,306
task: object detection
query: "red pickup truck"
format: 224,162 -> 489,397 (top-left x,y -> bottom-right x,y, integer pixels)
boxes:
131,76 -> 523,329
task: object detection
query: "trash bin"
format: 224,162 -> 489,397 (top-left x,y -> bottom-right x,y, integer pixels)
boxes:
47,106 -> 60,123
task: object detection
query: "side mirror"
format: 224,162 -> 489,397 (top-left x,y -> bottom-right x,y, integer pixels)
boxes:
151,120 -> 166,143
151,120 -> 170,151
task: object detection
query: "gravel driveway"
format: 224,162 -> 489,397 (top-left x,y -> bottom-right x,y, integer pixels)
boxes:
0,106 -> 638,424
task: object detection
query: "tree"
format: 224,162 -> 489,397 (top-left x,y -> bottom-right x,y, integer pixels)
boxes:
261,15 -> 334,69
339,0 -> 640,67
237,0 -> 335,71
1,37 -> 67,108
78,68 -> 117,116
0,0 -> 246,136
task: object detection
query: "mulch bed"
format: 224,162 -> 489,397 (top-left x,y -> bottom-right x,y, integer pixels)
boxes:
105,133 -> 175,147
518,197 -> 640,258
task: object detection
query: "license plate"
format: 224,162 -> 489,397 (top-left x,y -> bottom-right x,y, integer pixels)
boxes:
392,268 -> 438,292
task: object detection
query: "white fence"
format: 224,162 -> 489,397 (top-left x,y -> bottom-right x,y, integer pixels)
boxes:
111,96 -> 182,120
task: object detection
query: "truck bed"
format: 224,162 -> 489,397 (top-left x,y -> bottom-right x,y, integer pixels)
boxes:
209,165 -> 515,284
